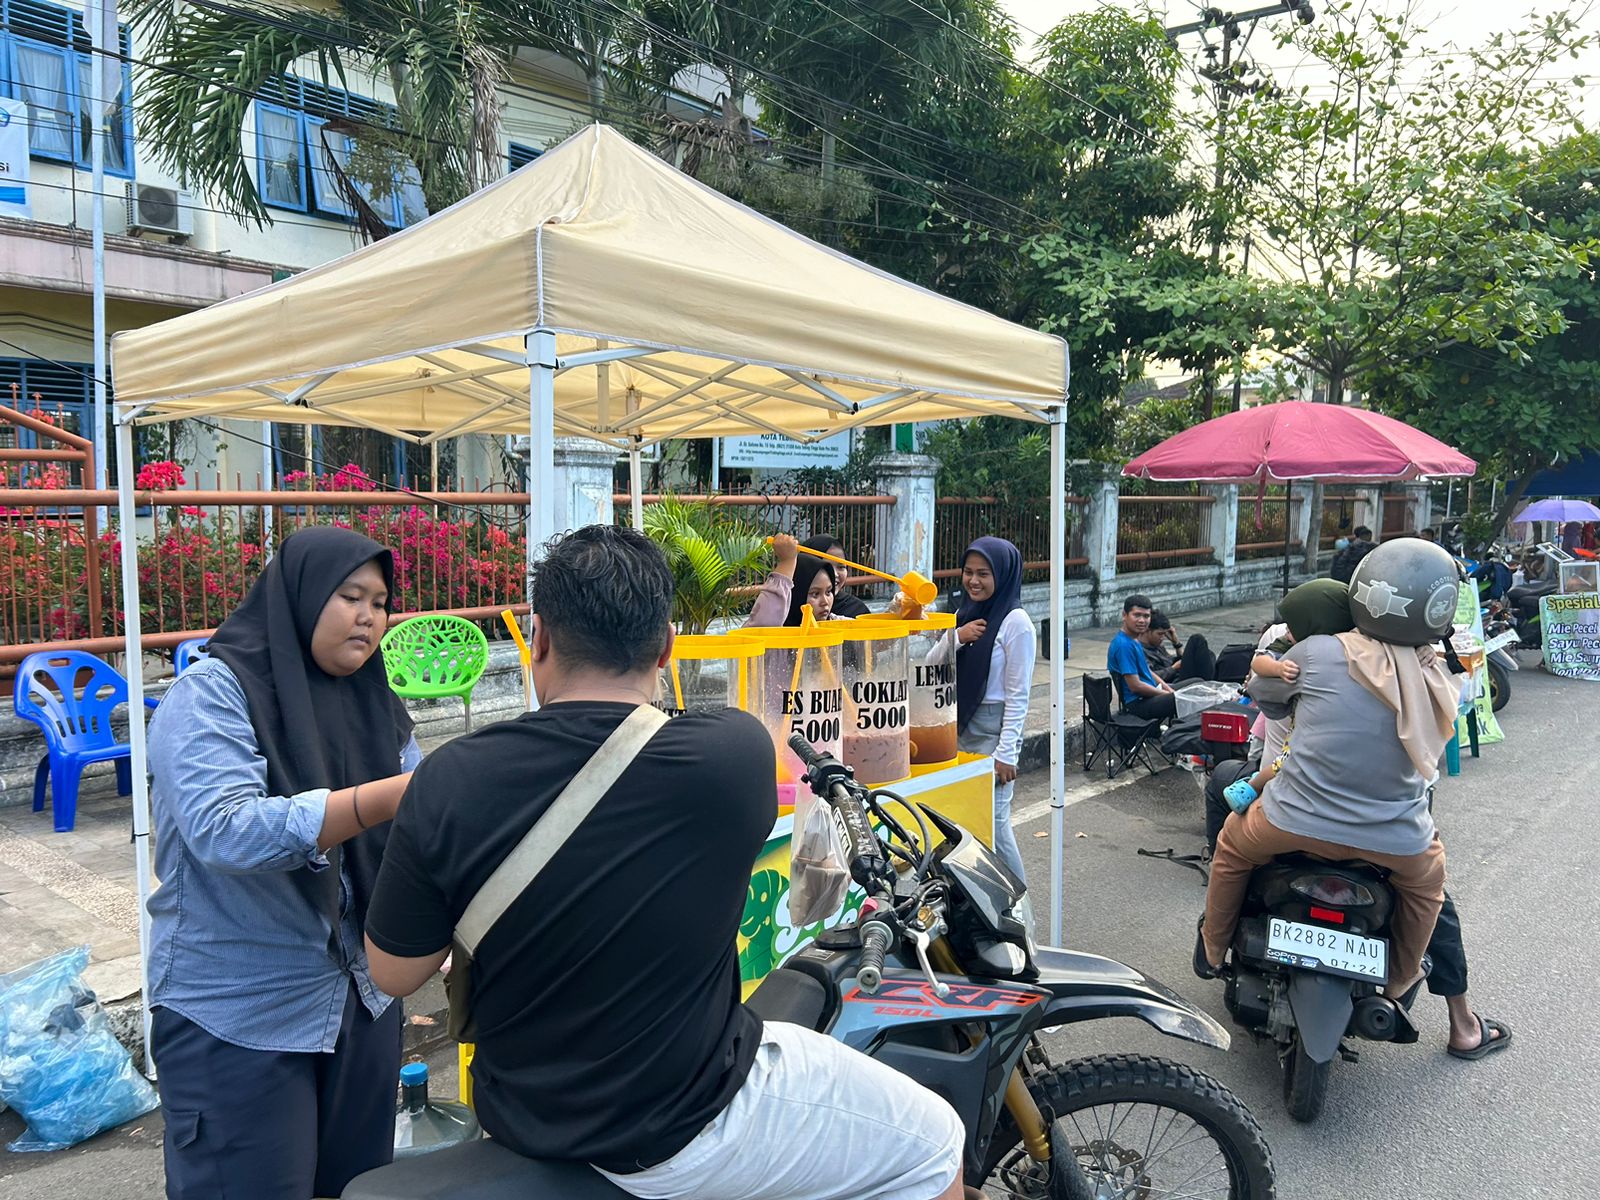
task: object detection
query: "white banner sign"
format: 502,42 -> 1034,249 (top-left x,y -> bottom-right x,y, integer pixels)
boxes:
1541,592 -> 1600,681
0,99 -> 30,219
721,432 -> 850,470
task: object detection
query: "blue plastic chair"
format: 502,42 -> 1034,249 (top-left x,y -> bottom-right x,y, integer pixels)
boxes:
13,651 -> 155,833
175,637 -> 211,674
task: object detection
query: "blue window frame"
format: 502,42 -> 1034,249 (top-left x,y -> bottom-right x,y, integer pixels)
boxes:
0,0 -> 135,176
508,142 -> 541,171
254,74 -> 426,228
0,356 -> 92,486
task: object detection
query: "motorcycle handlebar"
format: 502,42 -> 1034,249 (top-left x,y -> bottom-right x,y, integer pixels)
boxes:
855,920 -> 895,993
788,732 -> 827,771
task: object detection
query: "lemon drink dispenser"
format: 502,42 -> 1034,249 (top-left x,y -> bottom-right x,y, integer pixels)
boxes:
903,613 -> 959,768
838,624 -> 912,786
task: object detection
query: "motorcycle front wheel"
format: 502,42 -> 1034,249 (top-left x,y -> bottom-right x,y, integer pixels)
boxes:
1487,659 -> 1511,712
982,1053 -> 1276,1200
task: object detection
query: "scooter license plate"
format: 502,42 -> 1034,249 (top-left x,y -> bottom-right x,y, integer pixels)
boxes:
1483,631 -> 1518,654
1266,918 -> 1388,983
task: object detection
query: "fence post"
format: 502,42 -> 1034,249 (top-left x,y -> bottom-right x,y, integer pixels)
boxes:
1204,484 -> 1238,593
1405,482 -> 1433,535
870,453 -> 938,597
1354,487 -> 1384,537
552,438 -> 617,532
1291,484 -> 1316,578
1086,472 -> 1119,622
1302,483 -> 1325,574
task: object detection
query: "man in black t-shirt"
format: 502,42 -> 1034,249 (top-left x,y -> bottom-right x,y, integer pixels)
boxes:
365,525 -> 964,1200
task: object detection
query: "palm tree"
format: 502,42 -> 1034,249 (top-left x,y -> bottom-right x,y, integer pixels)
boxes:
127,0 -> 559,227
641,495 -> 769,637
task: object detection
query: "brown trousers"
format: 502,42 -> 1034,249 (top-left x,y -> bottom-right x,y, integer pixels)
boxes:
1203,801 -> 1446,988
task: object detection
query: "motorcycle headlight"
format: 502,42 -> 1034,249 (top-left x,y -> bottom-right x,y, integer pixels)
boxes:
974,939 -> 1028,976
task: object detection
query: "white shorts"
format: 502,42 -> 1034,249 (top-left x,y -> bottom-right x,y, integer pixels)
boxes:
595,1020 -> 964,1200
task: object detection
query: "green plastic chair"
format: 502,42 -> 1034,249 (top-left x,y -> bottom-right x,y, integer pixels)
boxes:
380,615 -> 490,732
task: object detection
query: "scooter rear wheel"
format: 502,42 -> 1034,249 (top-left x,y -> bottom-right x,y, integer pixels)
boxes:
1282,1037 -> 1331,1124
981,1053 -> 1276,1199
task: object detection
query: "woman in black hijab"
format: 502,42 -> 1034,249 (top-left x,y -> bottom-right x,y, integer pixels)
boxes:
801,533 -> 872,618
145,527 -> 419,1200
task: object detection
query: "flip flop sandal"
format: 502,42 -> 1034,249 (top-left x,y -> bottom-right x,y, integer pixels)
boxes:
1447,1014 -> 1513,1061
1192,913 -> 1221,980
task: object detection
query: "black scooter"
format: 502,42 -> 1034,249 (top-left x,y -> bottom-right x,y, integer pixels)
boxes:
346,735 -> 1276,1199
1212,847 -> 1418,1123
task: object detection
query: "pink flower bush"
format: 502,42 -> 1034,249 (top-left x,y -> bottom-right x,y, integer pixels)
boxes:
135,460 -> 187,491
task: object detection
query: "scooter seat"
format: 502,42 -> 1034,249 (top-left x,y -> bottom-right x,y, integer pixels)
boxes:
745,964 -> 831,1030
342,1139 -> 631,1199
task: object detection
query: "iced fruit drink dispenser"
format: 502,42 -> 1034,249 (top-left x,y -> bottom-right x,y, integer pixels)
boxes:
735,627 -> 848,784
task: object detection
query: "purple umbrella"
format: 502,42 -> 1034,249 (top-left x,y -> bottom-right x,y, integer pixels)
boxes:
1513,498 -> 1600,524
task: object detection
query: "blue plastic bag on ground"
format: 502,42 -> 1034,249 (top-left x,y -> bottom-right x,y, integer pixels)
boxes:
0,945 -> 158,1151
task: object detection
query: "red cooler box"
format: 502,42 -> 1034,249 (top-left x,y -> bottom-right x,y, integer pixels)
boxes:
1201,702 -> 1255,762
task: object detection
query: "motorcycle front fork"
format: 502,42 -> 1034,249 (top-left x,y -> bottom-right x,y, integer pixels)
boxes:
928,938 -> 1057,1166
1007,1036 -> 1058,1162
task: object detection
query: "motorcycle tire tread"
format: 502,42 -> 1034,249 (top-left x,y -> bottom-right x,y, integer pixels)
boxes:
1283,1038 -> 1332,1123
982,1053 -> 1277,1200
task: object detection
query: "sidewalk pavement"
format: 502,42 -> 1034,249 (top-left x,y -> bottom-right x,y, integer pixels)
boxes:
0,595 -> 1282,1062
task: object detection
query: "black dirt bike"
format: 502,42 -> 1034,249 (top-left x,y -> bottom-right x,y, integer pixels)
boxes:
345,734 -> 1276,1200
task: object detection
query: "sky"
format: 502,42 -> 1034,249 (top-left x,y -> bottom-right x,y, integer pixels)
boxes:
998,0 -> 1599,118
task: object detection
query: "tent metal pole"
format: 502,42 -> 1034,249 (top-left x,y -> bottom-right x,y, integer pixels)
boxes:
1048,409 -> 1066,947
115,416 -> 157,1078
627,388 -> 644,528
526,330 -> 557,709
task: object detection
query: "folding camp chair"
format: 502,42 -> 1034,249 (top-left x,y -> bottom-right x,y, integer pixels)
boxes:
1081,675 -> 1167,779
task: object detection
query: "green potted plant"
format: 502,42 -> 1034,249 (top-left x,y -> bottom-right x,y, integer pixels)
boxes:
641,496 -> 770,637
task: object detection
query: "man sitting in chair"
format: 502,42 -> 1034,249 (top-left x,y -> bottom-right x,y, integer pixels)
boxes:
1108,594 -> 1177,722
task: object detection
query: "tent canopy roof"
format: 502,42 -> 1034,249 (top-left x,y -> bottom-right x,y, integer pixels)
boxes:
111,125 -> 1068,446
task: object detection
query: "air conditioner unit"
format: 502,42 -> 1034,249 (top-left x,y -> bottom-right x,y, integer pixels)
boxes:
125,182 -> 194,241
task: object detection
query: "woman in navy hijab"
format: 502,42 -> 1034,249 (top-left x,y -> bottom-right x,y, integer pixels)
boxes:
953,537 -> 1035,891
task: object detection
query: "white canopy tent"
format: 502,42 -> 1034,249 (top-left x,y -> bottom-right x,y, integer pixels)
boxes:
110,124 -> 1072,1064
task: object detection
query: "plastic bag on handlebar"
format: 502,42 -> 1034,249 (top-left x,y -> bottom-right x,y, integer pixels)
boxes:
789,790 -> 850,927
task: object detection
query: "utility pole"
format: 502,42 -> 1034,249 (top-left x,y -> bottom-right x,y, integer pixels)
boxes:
1230,234 -> 1252,412
1168,2 -> 1314,419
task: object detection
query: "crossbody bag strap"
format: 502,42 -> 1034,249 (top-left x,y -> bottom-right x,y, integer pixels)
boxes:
454,704 -> 669,955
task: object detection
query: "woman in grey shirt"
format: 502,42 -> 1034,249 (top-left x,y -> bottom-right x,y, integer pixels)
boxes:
1200,579 -> 1457,997
146,527 -> 419,1200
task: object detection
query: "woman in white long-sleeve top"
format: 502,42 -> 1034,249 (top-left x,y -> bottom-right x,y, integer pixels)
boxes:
952,537 -> 1035,888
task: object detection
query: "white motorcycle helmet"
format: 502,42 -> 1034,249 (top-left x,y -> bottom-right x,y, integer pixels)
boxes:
1347,537 -> 1460,646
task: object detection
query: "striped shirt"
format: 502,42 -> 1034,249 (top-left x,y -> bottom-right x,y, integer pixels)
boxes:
146,656 -> 420,1053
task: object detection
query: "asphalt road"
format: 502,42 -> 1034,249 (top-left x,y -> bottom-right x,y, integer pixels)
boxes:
1016,664 -> 1599,1199
4,665 -> 1595,1199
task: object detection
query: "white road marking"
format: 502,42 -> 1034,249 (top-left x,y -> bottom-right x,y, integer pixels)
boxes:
1011,772 -> 1152,826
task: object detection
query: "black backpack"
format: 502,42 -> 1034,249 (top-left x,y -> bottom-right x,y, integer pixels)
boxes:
1213,644 -> 1256,683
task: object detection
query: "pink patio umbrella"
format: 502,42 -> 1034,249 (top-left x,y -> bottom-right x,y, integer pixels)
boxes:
1123,402 -> 1476,589
1122,401 -> 1476,484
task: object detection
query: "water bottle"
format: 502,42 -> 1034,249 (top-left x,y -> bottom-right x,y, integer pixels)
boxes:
393,1061 -> 482,1157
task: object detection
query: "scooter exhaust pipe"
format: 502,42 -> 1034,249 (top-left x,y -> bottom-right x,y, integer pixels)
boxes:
1351,996 -> 1400,1041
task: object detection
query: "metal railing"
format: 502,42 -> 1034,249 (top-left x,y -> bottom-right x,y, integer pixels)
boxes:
935,496 -> 1089,584
1235,493 -> 1305,560
0,471 -> 531,665
1117,492 -> 1214,572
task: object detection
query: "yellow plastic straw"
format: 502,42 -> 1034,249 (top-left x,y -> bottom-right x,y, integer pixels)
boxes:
501,609 -> 533,709
670,660 -> 685,710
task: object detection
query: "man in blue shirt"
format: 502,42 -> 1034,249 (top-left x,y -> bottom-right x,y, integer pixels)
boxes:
1107,594 -> 1176,720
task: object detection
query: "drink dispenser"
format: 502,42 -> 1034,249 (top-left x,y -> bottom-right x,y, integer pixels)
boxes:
839,625 -> 912,785
737,627 -> 847,784
904,614 -> 958,768
657,635 -> 760,716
